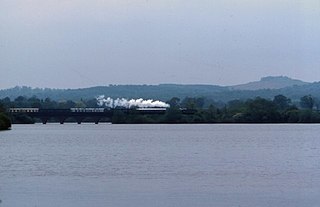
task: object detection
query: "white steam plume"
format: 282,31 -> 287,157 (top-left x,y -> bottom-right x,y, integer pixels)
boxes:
97,95 -> 170,108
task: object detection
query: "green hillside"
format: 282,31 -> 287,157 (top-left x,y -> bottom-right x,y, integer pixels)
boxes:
0,77 -> 317,103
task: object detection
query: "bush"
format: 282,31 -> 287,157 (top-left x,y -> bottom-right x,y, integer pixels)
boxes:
0,113 -> 11,130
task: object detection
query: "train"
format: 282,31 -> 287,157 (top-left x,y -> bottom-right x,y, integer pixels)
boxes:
70,108 -> 105,113
9,108 -> 40,113
9,107 -> 195,114
9,107 -> 114,113
9,107 -> 166,113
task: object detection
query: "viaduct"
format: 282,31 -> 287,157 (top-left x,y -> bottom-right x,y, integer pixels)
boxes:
9,108 -> 168,124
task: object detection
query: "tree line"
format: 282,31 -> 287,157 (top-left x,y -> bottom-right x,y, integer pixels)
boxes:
0,103 -> 11,130
1,94 -> 320,124
162,94 -> 320,123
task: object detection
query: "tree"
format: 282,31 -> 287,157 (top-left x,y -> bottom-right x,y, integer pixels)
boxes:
0,102 -> 11,130
58,100 -> 76,109
85,99 -> 99,108
167,97 -> 180,108
273,95 -> 291,110
181,97 -> 196,109
0,103 -> 5,113
75,100 -> 86,108
195,97 -> 205,109
300,95 -> 314,109
28,96 -> 41,108
203,104 -> 218,122
0,97 -> 11,108
42,98 -> 58,109
243,97 -> 281,123
313,98 -> 320,110
284,107 -> 299,123
14,96 -> 28,107
165,107 -> 182,123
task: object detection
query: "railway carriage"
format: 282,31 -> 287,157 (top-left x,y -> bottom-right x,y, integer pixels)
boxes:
9,108 -> 39,113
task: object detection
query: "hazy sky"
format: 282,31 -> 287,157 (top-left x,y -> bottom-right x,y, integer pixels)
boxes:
1,0 -> 319,89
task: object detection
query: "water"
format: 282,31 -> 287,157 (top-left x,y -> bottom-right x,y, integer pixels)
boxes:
1,124 -> 320,207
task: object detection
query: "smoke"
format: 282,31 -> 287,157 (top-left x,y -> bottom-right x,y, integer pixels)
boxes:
97,95 -> 170,108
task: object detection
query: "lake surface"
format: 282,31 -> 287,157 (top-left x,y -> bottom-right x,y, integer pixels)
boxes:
1,124 -> 320,207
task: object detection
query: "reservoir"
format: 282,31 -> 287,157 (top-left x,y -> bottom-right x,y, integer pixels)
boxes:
0,124 -> 320,206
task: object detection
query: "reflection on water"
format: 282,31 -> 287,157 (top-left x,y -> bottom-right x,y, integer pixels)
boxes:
1,124 -> 320,207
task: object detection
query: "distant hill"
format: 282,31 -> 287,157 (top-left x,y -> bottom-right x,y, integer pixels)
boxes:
230,76 -> 309,90
0,77 -> 318,103
0,84 -> 229,101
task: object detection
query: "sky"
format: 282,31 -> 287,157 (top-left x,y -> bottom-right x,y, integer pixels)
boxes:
1,0 -> 319,89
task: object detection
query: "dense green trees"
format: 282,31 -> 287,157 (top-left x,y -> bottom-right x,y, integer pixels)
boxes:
164,95 -> 320,123
0,103 -> 11,130
241,98 -> 281,123
300,95 -> 315,109
273,95 -> 291,110
2,94 -> 320,124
